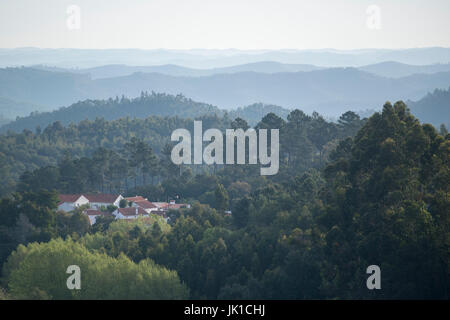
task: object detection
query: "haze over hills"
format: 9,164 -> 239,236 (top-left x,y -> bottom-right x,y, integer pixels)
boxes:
1,85 -> 447,134
31,62 -> 324,79
0,96 -> 48,121
1,66 -> 450,118
0,67 -> 91,108
1,47 -> 449,130
358,61 -> 450,78
31,61 -> 450,80
2,47 -> 450,69
0,94 -> 291,133
407,87 -> 450,128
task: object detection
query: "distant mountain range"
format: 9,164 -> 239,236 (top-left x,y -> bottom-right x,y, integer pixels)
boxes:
31,61 -> 450,80
358,61 -> 450,78
1,47 -> 450,69
0,96 -> 48,120
32,62 -> 323,79
1,66 -> 449,117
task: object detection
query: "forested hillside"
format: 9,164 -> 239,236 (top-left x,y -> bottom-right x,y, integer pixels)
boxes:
408,87 -> 450,128
0,114 -> 227,196
1,0 -> 449,304
0,93 -> 221,133
0,101 -> 448,299
0,93 -> 291,133
0,106 -> 363,196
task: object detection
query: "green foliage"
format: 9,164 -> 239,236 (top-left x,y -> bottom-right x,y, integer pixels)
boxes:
319,101 -> 449,299
2,107 -> 363,197
2,238 -> 188,299
119,199 -> 128,208
0,190 -> 90,272
214,184 -> 229,212
107,216 -> 170,235
0,287 -> 10,300
1,92 -> 223,133
0,100 -> 447,300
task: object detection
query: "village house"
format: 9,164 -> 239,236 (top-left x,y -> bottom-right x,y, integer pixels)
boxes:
84,194 -> 123,210
125,196 -> 158,214
113,207 -> 148,220
57,194 -> 122,212
57,194 -> 89,212
58,194 -> 191,225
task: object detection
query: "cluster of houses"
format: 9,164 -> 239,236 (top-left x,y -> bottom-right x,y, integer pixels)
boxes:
57,194 -> 190,225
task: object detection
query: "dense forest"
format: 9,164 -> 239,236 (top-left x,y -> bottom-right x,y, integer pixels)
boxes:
0,102 -> 359,196
0,100 -> 448,299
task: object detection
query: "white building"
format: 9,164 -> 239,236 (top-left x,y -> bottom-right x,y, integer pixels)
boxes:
113,207 -> 148,220
84,194 -> 123,210
57,194 -> 89,212
129,199 -> 158,214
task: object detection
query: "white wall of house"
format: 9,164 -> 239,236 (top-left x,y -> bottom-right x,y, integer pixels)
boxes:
57,196 -> 89,212
89,196 -> 123,209
114,195 -> 124,206
138,207 -> 158,214
112,208 -> 149,220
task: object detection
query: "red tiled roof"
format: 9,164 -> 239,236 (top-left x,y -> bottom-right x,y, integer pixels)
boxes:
125,196 -> 146,202
150,202 -> 188,210
84,194 -> 120,203
58,194 -> 83,205
152,202 -> 169,209
117,207 -> 147,216
134,200 -> 157,209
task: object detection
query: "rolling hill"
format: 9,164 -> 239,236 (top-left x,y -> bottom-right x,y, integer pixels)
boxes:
359,61 -> 450,78
91,68 -> 450,113
1,66 -> 450,124
407,87 -> 450,128
0,96 -> 49,121
2,47 -> 450,68
0,93 -> 292,133
34,62 -> 323,79
0,64 -> 450,128
32,61 -> 450,80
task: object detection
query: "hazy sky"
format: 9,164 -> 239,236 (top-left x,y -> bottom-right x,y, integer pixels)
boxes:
0,0 -> 449,50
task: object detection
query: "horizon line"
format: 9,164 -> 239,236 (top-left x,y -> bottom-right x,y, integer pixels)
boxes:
1,46 -> 450,51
